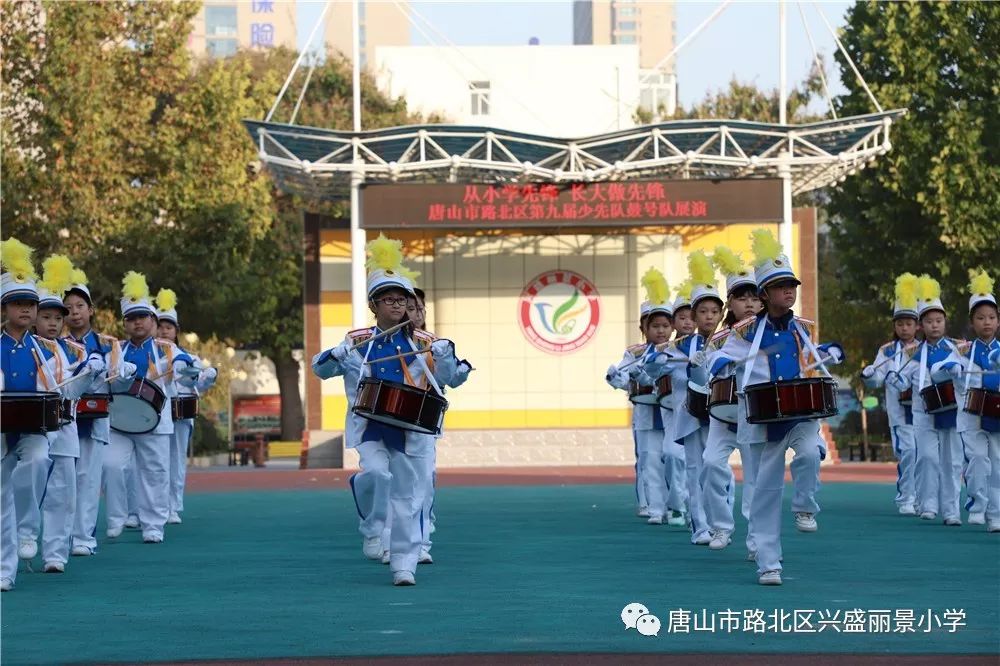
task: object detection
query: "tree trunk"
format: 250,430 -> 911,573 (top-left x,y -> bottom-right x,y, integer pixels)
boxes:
274,352 -> 304,441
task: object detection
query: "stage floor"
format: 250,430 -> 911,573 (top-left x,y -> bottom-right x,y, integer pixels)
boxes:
2,478 -> 998,665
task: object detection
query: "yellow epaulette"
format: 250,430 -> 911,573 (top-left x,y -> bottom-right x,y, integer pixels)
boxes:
97,333 -> 118,346
36,337 -> 60,354
794,315 -> 815,326
709,328 -> 731,346
879,340 -> 895,353
63,339 -> 86,360
155,338 -> 175,352
412,329 -> 435,349
951,338 -> 971,353
627,343 -> 648,356
732,315 -> 756,339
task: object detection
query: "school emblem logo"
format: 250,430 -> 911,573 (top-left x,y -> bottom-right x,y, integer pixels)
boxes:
518,270 -> 601,354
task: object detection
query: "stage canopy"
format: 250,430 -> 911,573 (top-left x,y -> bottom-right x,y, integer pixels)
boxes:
245,110 -> 904,201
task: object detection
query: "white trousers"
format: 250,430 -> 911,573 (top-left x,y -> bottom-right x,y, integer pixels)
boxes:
104,432 -> 171,538
891,424 -> 917,508
421,446 -> 436,551
11,434 -> 52,541
169,418 -> 194,513
702,419 -> 752,545
2,450 -> 19,585
663,437 -> 687,514
748,422 -> 824,575
682,428 -> 710,541
350,440 -> 428,574
40,455 -> 76,565
914,426 -> 962,519
73,436 -> 105,551
960,429 -> 999,521
632,429 -> 647,509
636,429 -> 667,518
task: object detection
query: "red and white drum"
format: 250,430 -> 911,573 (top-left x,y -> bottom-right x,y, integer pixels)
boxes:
0,392 -> 62,433
708,376 -> 739,424
745,378 -> 838,424
964,388 -> 1000,419
77,393 -> 112,420
110,378 -> 168,434
920,381 -> 957,414
354,378 -> 448,435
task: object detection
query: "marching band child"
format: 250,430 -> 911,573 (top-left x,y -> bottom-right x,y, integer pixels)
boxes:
888,276 -> 966,525
312,235 -> 469,586
861,273 -> 921,515
671,281 -> 696,338
711,230 -> 841,585
607,269 -> 675,525
931,271 -> 999,531
700,247 -> 761,551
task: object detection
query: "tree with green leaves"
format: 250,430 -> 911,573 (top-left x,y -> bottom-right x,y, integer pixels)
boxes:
826,1 -> 1000,335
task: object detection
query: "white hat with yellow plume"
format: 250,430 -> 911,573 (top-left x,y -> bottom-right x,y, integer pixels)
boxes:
365,234 -> 415,298
751,229 -> 800,292
688,250 -> 723,308
916,274 -> 944,318
37,254 -> 75,314
892,273 -> 919,320
120,271 -> 156,318
156,288 -> 179,326
1,238 -> 40,305
967,270 -> 996,315
640,267 -> 672,318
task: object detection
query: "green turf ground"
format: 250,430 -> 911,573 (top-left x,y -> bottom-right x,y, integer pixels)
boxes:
2,483 -> 998,665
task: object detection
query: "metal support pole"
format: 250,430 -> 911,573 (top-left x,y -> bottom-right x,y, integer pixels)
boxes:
779,150 -> 794,256
350,0 -> 367,328
779,0 -> 788,125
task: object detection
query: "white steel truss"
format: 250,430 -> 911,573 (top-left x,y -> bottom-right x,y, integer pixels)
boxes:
246,110 -> 904,201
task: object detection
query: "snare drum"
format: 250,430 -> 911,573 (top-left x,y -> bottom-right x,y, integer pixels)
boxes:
686,381 -> 710,420
630,375 -> 672,406
77,394 -> 112,420
745,378 -> 838,424
171,395 -> 199,420
919,381 -> 957,414
110,378 -> 168,434
1,392 -> 62,433
898,388 -> 913,406
59,399 -> 74,425
963,387 -> 1000,419
708,376 -> 739,424
353,378 -> 448,435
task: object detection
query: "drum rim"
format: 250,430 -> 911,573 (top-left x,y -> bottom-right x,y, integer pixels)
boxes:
358,376 -> 447,405
108,394 -> 161,434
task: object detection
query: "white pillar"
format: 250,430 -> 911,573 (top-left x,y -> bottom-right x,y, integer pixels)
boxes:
350,0 -> 366,328
779,150 -> 794,256
778,0 -> 788,125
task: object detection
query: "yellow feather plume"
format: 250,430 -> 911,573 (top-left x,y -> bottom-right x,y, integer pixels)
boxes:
750,228 -> 783,267
122,271 -> 149,303
712,246 -> 746,277
1,238 -> 37,282
396,264 -> 421,285
894,273 -> 919,310
917,274 -> 941,302
156,288 -> 178,312
70,268 -> 88,286
968,269 -> 994,296
365,233 -> 404,272
688,250 -> 716,287
39,255 -> 75,295
641,267 -> 669,305
675,279 -> 693,302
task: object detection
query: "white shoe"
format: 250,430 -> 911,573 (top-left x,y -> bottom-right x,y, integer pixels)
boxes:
17,538 -> 37,560
709,531 -> 732,550
71,545 -> 94,557
943,518 -> 961,527
794,512 -> 818,532
418,547 -> 433,564
987,521 -> 1000,533
692,532 -> 712,546
381,550 -> 390,565
637,506 -> 650,518
142,532 -> 163,543
967,513 -> 985,526
106,525 -> 123,538
0,577 -> 12,592
363,536 -> 383,560
898,504 -> 917,516
167,512 -> 182,525
393,571 -> 416,586
646,514 -> 663,525
666,510 -> 686,527
758,570 -> 782,586
919,511 -> 936,521
43,561 -> 65,574
124,515 -> 140,529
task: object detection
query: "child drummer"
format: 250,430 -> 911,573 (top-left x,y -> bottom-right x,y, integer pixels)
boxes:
887,276 -> 966,525
930,270 -> 999,532
861,273 -> 921,516
607,268 -> 676,525
654,251 -> 723,545
698,247 -> 761,551
711,230 -> 842,585
311,235 -> 469,586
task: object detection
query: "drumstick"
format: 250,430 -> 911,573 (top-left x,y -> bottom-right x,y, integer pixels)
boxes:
53,370 -> 95,391
801,355 -> 834,374
364,348 -> 433,365
870,342 -> 919,370
732,344 -> 781,368
350,321 -> 409,351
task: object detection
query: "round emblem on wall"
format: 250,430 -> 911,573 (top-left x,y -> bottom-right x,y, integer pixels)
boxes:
518,270 -> 601,354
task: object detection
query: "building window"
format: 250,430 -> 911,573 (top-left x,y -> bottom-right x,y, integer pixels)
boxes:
470,81 -> 491,115
206,38 -> 238,58
617,20 -> 637,31
205,5 -> 238,37
617,34 -> 637,44
617,6 -> 638,17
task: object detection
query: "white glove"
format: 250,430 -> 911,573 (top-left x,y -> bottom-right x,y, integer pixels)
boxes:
886,371 -> 909,392
431,339 -> 455,357
691,350 -> 708,366
606,364 -> 620,381
989,349 -> 1000,370
860,365 -> 876,380
121,362 -> 138,379
174,360 -> 202,377
202,367 -> 218,381
85,356 -> 105,374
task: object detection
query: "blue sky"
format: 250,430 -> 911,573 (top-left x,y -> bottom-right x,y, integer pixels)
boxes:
297,1 -> 854,111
